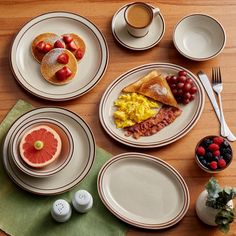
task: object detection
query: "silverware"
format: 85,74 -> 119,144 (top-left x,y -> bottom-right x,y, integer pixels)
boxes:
197,71 -> 236,142
212,67 -> 228,137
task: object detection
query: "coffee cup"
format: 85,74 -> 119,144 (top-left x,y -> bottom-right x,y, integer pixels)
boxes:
124,2 -> 160,38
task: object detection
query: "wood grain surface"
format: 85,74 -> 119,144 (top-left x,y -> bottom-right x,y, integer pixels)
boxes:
0,0 -> 235,235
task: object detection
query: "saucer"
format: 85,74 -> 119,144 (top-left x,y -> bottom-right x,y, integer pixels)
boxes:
112,4 -> 165,50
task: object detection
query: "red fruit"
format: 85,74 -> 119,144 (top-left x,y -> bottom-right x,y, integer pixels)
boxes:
213,137 -> 224,145
196,146 -> 206,156
43,43 -> 52,53
63,35 -> 73,43
190,86 -> 197,94
213,150 -> 220,157
209,161 -> 217,170
178,70 -> 187,76
218,159 -> 226,168
36,41 -> 46,52
75,49 -> 84,59
57,53 -> 69,64
67,41 -> 78,51
55,66 -> 72,81
209,143 -> 220,152
54,40 -> 65,48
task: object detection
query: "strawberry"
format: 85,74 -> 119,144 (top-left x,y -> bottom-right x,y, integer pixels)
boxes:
196,146 -> 205,156
213,137 -> 224,145
54,40 -> 65,48
218,159 -> 226,168
208,143 -> 219,152
75,49 -> 84,60
213,150 -> 220,157
43,43 -> 52,53
67,41 -> 78,51
63,35 -> 73,43
55,66 -> 72,81
36,41 -> 46,52
57,53 -> 69,64
209,161 -> 217,170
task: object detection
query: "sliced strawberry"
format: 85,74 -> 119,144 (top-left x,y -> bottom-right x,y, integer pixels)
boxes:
67,41 -> 78,51
57,53 -> 69,64
54,40 -> 65,48
63,35 -> 73,43
36,41 -> 46,52
43,43 -> 53,53
55,66 -> 72,81
75,49 -> 84,60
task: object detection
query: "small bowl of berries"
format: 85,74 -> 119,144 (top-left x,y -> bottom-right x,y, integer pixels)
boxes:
195,136 -> 233,173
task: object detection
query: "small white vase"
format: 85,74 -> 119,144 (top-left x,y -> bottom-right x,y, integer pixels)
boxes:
195,190 -> 233,226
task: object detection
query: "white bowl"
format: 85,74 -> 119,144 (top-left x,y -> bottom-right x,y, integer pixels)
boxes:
173,14 -> 226,61
11,118 -> 74,178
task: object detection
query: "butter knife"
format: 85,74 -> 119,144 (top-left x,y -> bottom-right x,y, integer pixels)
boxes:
197,71 -> 236,142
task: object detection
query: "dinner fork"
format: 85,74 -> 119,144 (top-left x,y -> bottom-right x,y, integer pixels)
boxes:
212,67 -> 229,137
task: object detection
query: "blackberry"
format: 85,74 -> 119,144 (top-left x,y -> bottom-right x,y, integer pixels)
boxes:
224,153 -> 232,163
205,151 -> 213,160
221,140 -> 230,148
202,138 -> 213,148
221,148 -> 232,155
200,159 -> 207,167
212,156 -> 219,162
198,156 -> 204,161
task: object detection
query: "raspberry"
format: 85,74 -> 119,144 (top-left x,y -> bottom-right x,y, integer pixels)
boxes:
196,146 -> 205,156
218,159 -> 226,168
209,161 -> 217,170
209,143 -> 219,152
213,137 -> 224,145
213,150 -> 220,157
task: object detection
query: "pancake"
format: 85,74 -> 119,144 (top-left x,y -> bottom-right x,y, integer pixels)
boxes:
40,48 -> 77,85
62,33 -> 86,61
31,33 -> 65,63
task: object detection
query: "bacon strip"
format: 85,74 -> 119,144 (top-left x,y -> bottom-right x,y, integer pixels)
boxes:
124,106 -> 182,139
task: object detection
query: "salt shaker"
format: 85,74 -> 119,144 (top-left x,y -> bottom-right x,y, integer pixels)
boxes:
72,190 -> 93,213
51,199 -> 72,222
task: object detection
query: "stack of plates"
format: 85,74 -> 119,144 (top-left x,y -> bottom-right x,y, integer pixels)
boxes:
2,107 -> 96,195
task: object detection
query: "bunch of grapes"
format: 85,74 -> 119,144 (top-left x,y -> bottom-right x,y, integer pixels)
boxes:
166,70 -> 197,105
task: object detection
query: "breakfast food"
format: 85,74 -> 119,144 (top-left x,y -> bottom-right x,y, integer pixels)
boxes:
196,136 -> 232,171
62,33 -> 86,61
166,70 -> 198,104
31,33 -> 65,63
40,48 -> 77,85
19,125 -> 62,168
114,70 -> 182,139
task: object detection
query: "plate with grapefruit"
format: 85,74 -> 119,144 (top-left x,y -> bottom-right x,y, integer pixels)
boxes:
3,107 -> 95,195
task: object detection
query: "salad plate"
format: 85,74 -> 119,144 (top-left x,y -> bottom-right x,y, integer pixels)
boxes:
99,63 -> 205,148
98,153 -> 190,229
3,107 -> 95,195
10,12 -> 109,101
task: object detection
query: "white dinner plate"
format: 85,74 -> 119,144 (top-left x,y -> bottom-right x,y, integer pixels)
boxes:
3,107 -> 95,195
10,12 -> 109,101
112,3 -> 165,50
97,153 -> 190,229
99,63 -> 205,148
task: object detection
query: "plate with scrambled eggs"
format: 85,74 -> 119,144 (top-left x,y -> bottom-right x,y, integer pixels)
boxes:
99,63 -> 205,148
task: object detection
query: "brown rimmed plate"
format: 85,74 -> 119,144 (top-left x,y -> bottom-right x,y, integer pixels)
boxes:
2,107 -> 95,195
10,12 -> 109,101
99,63 -> 205,148
97,152 -> 190,229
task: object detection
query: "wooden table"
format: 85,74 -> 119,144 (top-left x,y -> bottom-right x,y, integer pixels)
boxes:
0,0 -> 235,235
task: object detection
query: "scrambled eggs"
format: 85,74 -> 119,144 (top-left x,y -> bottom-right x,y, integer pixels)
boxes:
113,93 -> 160,128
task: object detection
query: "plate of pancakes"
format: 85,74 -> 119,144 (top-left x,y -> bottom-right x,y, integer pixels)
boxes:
10,12 -> 109,101
99,63 -> 205,148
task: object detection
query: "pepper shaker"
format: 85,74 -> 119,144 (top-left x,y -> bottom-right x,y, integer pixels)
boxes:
72,190 -> 93,213
51,199 -> 72,222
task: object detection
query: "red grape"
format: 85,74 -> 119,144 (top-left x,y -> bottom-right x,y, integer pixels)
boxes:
177,89 -> 183,96
170,83 -> 177,89
170,76 -> 178,83
178,70 -> 187,76
190,86 -> 197,94
190,94 -> 195,101
184,92 -> 191,99
178,76 -> 187,83
183,82 -> 191,92
177,82 -> 184,89
186,78 -> 193,85
172,89 -> 178,95
183,98 -> 190,104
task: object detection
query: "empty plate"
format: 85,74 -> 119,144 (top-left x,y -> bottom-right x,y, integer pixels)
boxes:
173,14 -> 226,61
97,153 -> 190,229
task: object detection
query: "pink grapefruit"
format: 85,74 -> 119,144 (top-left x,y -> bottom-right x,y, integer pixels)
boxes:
19,125 -> 62,168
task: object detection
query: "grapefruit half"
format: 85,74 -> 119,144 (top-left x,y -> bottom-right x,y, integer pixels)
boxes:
19,125 -> 62,168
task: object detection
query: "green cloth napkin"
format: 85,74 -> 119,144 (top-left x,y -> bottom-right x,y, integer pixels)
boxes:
0,100 -> 128,236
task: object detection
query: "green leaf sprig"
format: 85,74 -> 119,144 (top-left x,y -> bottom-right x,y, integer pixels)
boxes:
205,178 -> 236,233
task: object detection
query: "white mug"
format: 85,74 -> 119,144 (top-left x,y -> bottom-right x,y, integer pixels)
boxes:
124,2 -> 160,38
